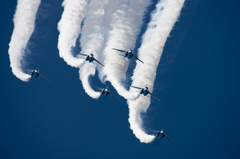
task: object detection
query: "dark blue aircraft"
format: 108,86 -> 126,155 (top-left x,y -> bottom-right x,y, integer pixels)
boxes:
148,128 -> 176,145
79,51 -> 105,67
130,85 -> 160,101
20,66 -> 50,83
112,48 -> 144,64
92,86 -> 121,102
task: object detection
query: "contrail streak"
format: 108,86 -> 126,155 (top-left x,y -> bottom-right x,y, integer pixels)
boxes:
57,0 -> 89,68
99,0 -> 150,100
8,0 -> 41,82
128,0 -> 185,143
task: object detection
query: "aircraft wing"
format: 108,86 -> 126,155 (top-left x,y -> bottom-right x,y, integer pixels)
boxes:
92,85 -> 104,91
39,73 -> 51,83
112,48 -> 126,53
165,135 -> 176,145
147,128 -> 159,133
148,92 -> 160,101
94,59 -> 105,67
132,54 -> 144,64
79,53 -> 88,56
130,86 -> 142,90
20,66 -> 33,71
109,92 -> 121,102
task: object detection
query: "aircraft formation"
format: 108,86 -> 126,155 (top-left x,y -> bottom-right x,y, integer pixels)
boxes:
19,49 -> 175,145
19,48 -> 160,103
78,48 -> 145,67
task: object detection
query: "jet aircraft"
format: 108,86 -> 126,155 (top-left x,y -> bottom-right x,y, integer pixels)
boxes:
130,85 -> 160,101
148,128 -> 176,145
92,86 -> 121,102
79,51 -> 105,67
112,48 -> 144,64
20,66 -> 50,83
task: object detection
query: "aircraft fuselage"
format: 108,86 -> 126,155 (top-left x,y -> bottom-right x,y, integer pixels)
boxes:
156,131 -> 165,139
124,51 -> 133,59
86,56 -> 94,62
101,89 -> 110,96
140,87 -> 149,96
31,70 -> 40,78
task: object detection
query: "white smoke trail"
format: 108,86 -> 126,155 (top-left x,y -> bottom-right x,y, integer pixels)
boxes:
128,0 -> 185,143
78,0 -> 129,98
79,62 -> 101,99
77,0 -> 110,99
8,0 -> 41,82
57,0 -> 89,68
99,0 -> 151,100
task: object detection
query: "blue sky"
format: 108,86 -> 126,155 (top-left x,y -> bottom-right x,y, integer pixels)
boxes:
1,0 -> 240,159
